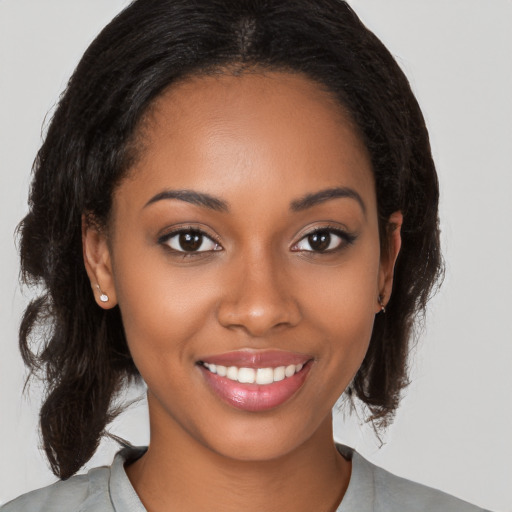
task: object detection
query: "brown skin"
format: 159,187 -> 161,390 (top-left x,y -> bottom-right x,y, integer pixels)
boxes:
83,72 -> 402,512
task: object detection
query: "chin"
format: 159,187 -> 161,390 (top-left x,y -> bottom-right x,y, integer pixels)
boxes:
192,407 -> 333,464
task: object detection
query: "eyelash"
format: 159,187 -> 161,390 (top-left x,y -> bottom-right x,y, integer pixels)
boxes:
158,225 -> 356,256
158,227 -> 222,256
291,226 -> 357,254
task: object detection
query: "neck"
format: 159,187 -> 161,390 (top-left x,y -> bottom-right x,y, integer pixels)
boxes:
126,409 -> 351,512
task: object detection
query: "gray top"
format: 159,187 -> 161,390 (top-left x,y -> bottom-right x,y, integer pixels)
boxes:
1,445 -> 490,511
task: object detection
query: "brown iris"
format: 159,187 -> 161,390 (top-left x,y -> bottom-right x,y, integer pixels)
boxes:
179,232 -> 203,251
307,231 -> 331,251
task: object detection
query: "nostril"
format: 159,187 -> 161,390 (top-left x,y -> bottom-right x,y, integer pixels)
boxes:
215,260 -> 302,335
217,303 -> 301,337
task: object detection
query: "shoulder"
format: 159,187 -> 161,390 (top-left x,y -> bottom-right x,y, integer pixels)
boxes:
0,446 -> 147,512
368,461 -> 489,512
0,466 -> 111,512
337,444 -> 491,512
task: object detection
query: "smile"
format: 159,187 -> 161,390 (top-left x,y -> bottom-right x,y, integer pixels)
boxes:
197,351 -> 313,412
201,362 -> 304,385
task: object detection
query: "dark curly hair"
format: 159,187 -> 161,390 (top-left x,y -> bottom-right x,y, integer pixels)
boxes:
18,0 -> 443,479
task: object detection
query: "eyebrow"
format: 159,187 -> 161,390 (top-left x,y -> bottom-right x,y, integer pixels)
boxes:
144,189 -> 229,212
290,187 -> 366,215
144,185 -> 366,215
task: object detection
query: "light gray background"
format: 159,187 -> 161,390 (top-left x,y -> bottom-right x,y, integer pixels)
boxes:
1,1 -> 511,510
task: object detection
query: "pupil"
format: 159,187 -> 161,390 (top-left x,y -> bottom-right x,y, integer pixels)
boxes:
179,232 -> 202,251
308,231 -> 330,251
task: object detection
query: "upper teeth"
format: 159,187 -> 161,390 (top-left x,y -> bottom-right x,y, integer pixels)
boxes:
202,363 -> 304,385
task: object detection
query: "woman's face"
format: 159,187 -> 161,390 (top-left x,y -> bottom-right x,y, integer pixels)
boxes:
85,71 -> 400,461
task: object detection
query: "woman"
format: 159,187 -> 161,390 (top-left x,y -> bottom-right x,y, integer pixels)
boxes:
0,0 -> 494,510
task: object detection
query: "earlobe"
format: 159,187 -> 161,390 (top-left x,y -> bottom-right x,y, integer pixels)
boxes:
376,211 -> 403,313
82,214 -> 117,308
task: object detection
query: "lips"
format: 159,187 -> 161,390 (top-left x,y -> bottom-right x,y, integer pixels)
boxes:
197,350 -> 313,412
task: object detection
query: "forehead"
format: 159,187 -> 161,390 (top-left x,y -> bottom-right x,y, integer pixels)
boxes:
121,71 -> 375,213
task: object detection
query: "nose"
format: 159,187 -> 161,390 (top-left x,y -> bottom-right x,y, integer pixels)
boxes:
216,250 -> 302,337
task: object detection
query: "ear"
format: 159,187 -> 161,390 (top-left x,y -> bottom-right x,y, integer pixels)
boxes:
82,214 -> 117,309
376,211 -> 403,313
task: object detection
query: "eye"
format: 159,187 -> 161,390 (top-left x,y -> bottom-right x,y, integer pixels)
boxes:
292,228 -> 354,253
161,229 -> 221,253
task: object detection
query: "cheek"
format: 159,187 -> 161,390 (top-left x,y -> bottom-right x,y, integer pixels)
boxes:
311,294 -> 376,403
111,244 -> 219,368
313,284 -> 375,368
298,245 -> 380,367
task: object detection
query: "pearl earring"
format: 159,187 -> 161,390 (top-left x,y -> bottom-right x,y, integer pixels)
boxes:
378,294 -> 386,313
96,284 -> 109,303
